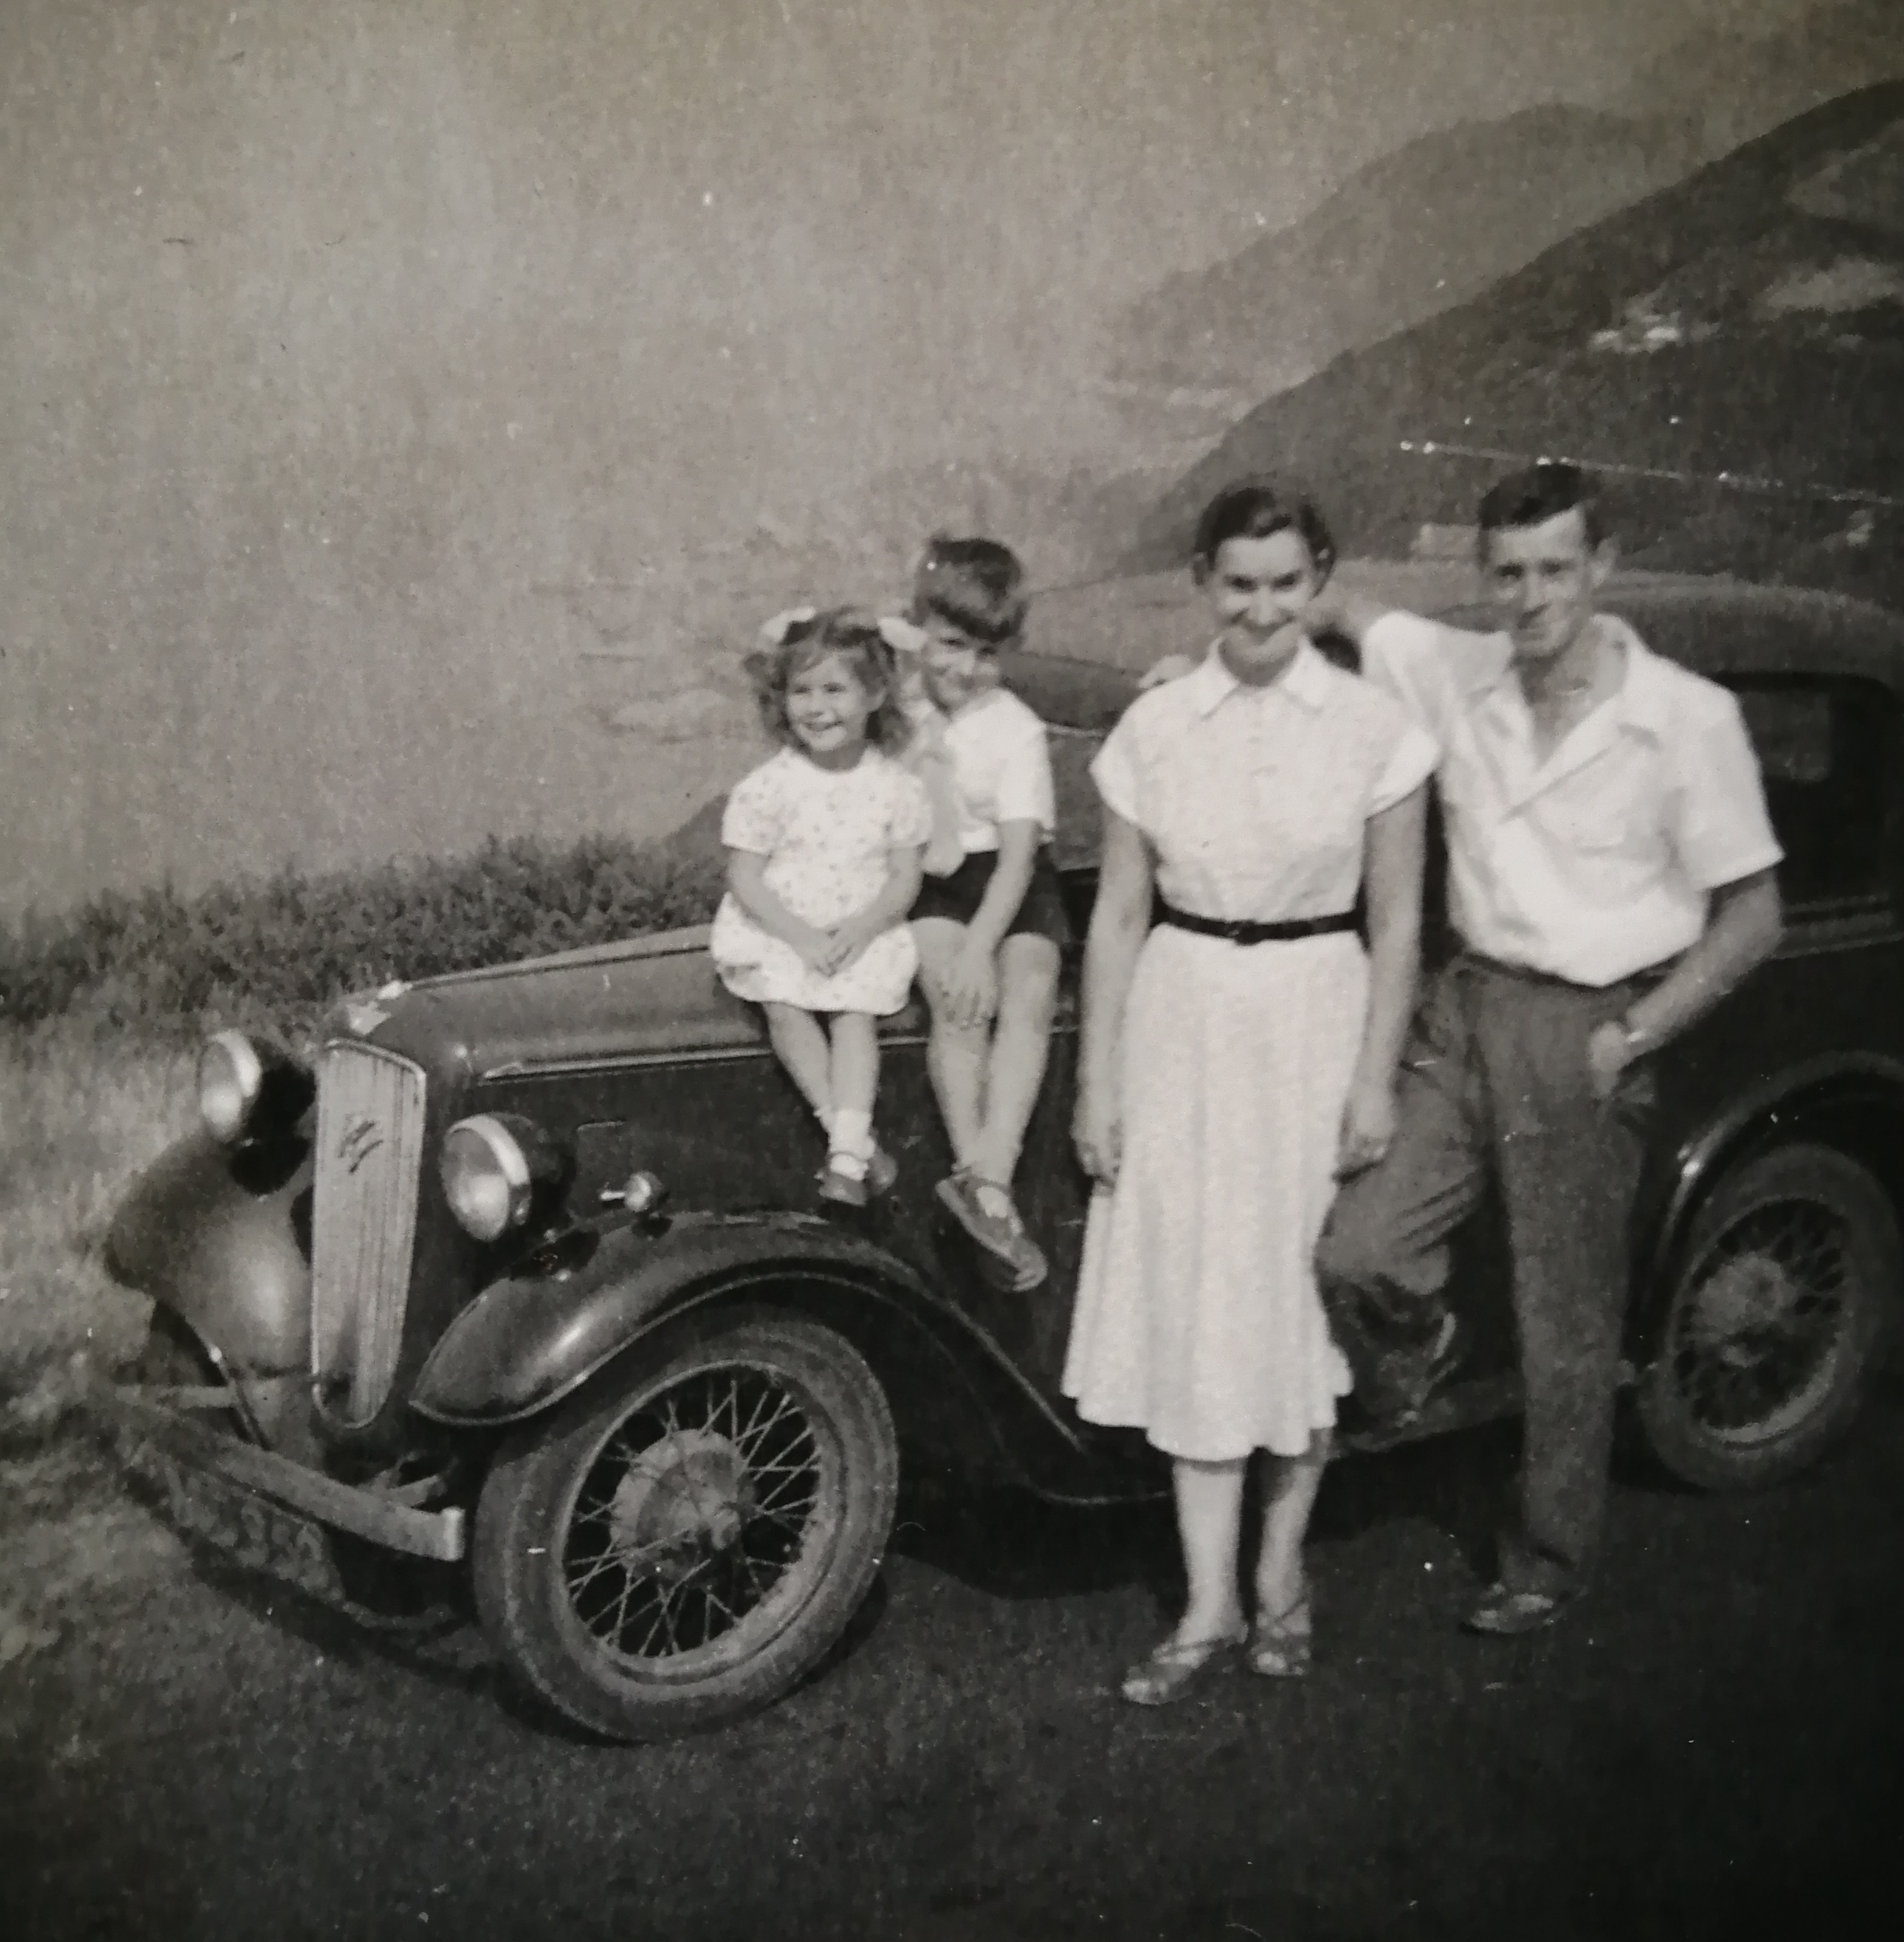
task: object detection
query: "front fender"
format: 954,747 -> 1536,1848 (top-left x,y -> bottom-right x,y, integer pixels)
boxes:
104,1127 -> 313,1377
1630,1051 -> 1904,1365
410,1212 -> 954,1427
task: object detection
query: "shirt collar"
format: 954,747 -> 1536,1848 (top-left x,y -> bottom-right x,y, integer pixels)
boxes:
1466,614 -> 1672,742
1186,637 -> 1331,718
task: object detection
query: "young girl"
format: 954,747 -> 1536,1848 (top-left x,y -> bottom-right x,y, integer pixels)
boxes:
892,535 -> 1070,1293
709,607 -> 934,1205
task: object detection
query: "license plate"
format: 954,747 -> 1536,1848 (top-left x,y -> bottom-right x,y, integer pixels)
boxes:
138,1444 -> 345,1603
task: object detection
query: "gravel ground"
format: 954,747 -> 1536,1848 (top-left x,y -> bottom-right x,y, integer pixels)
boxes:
4,1386 -> 1902,1942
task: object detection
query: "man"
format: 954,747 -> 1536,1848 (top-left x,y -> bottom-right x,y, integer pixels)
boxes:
1310,462 -> 1785,1635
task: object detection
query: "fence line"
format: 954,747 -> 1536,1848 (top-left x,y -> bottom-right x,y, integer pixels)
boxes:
1397,439 -> 1904,512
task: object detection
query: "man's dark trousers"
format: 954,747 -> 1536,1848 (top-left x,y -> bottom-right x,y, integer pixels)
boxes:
1316,954 -> 1656,1599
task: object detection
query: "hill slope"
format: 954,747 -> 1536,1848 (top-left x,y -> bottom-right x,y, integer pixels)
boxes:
1621,0 -> 1904,159
1131,83 -> 1904,608
1108,105 -> 1699,410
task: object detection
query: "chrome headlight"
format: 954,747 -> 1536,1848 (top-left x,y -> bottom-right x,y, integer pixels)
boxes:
196,1033 -> 314,1145
197,1032 -> 266,1143
441,1114 -> 559,1243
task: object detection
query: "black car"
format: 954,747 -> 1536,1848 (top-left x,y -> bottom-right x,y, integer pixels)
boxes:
99,574 -> 1904,1740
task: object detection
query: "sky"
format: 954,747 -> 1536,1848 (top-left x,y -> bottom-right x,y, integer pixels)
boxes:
0,0 -> 1857,915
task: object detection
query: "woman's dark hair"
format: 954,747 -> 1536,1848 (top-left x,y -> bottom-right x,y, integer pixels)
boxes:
1476,460 -> 1605,553
743,607 -> 909,753
1190,479 -> 1337,582
909,534 -> 1028,646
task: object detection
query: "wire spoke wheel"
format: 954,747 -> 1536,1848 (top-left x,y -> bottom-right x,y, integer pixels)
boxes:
1669,1198 -> 1849,1443
474,1307 -> 898,1741
560,1366 -> 829,1676
1639,1143 -> 1894,1492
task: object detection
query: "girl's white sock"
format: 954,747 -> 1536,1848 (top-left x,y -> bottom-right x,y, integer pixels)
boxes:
830,1107 -> 873,1162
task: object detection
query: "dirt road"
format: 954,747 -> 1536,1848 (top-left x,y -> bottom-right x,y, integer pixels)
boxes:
5,1394 -> 1902,1942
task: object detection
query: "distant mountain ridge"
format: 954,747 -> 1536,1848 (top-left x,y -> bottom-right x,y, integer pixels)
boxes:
1109,104 -> 1702,413
1131,82 -> 1904,610
1621,0 -> 1904,158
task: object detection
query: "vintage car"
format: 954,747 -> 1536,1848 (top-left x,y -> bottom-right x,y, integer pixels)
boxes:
99,573 -> 1904,1742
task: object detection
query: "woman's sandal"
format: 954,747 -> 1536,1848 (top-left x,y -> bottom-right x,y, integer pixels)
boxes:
1248,1594 -> 1313,1678
1118,1623 -> 1248,1707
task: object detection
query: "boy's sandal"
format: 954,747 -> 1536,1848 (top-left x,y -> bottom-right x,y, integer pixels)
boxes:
1248,1594 -> 1313,1678
1118,1623 -> 1248,1707
935,1169 -> 1048,1291
1461,1585 -> 1569,1637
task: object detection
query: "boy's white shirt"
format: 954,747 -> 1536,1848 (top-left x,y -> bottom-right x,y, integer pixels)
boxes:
880,615 -> 1057,858
933,689 -> 1058,854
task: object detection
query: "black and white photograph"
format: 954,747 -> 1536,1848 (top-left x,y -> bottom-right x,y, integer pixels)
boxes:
3,2 -> 1902,1936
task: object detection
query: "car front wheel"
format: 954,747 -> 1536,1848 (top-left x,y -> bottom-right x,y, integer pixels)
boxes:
1637,1142 -> 1897,1492
472,1305 -> 899,1741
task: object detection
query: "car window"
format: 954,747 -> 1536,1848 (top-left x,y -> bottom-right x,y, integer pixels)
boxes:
1726,676 -> 1897,909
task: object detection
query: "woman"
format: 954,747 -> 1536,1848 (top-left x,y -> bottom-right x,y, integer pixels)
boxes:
1064,480 -> 1437,1704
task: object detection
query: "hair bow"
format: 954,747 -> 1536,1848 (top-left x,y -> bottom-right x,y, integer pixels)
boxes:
876,615 -> 928,656
757,605 -> 818,649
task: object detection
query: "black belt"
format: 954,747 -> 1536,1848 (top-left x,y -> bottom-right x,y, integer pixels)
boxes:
1156,900 -> 1359,946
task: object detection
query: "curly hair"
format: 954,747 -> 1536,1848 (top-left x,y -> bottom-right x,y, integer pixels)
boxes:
742,606 -> 911,754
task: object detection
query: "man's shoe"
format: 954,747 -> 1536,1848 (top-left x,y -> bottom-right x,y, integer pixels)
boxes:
1462,1585 -> 1569,1637
935,1169 -> 1048,1291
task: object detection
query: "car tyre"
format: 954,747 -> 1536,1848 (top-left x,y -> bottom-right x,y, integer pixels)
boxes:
473,1305 -> 899,1742
1638,1142 -> 1896,1492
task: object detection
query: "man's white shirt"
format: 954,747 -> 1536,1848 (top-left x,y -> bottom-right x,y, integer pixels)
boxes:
1362,611 -> 1783,987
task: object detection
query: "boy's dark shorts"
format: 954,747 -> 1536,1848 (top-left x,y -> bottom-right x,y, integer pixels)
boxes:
909,847 -> 1072,947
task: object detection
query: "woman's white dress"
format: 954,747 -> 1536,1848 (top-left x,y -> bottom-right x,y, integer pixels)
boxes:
1061,641 -> 1438,1462
710,746 -> 933,1016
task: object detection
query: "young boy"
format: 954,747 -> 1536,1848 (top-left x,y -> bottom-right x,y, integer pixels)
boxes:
893,536 -> 1069,1291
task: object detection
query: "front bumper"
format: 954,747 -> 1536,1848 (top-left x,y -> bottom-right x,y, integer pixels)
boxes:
96,1382 -> 468,1563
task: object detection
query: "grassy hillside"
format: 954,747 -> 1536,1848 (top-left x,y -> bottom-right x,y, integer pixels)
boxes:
0,832 -> 725,1036
1132,83 -> 1904,607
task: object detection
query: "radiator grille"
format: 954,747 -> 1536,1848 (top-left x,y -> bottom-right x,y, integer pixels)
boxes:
311,1043 -> 427,1427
